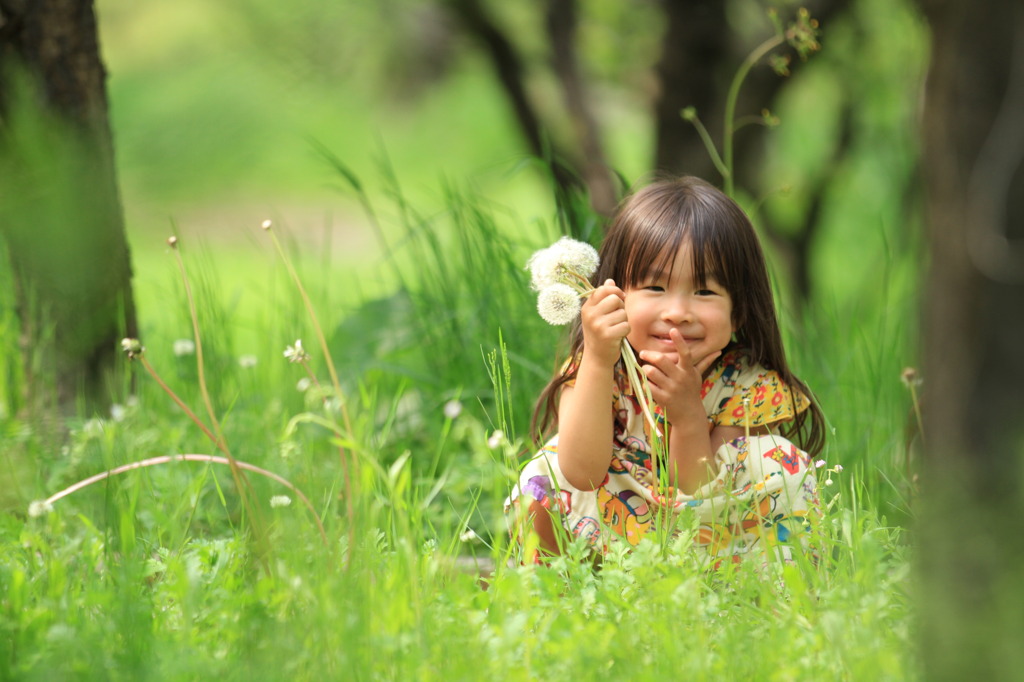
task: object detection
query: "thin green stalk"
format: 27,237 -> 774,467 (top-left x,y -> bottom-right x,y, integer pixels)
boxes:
723,33 -> 785,196
167,238 -> 272,570
682,109 -> 730,182
263,221 -> 357,563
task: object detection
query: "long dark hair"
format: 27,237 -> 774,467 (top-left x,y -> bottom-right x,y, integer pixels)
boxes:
530,176 -> 825,456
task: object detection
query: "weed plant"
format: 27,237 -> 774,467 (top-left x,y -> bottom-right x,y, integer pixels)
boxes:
0,170 -> 916,679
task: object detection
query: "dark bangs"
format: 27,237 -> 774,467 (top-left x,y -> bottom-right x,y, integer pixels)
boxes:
598,180 -> 738,295
595,183 -> 689,288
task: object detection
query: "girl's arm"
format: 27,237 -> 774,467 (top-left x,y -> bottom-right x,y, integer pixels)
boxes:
557,281 -> 630,491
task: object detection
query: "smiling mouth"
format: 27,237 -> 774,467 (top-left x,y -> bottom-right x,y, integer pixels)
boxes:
653,334 -> 700,345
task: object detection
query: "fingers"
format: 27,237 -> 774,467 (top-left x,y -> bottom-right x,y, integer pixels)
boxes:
580,280 -> 629,364
693,349 -> 722,375
585,279 -> 624,306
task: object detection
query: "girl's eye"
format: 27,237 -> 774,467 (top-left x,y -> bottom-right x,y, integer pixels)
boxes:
695,289 -> 716,296
645,285 -> 665,292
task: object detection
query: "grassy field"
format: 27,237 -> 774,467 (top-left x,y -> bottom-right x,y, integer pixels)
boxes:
1,176 -> 918,679
0,1 -> 925,678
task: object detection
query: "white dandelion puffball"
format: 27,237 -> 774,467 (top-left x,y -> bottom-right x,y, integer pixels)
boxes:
526,237 -> 600,291
537,283 -> 582,325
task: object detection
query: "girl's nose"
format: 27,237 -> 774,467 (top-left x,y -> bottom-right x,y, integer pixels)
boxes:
661,295 -> 693,324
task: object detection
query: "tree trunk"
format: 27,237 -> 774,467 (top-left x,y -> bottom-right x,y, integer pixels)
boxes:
651,0 -> 727,180
918,0 -> 1024,679
0,0 -> 136,415
544,0 -> 618,216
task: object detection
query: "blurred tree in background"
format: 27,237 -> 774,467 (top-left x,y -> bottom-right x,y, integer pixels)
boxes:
0,0 -> 135,416
444,0 -> 856,303
918,0 -> 1024,678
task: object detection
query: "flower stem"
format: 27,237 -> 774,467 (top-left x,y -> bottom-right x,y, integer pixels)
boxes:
169,242 -> 273,572
264,224 -> 357,564
723,33 -> 784,196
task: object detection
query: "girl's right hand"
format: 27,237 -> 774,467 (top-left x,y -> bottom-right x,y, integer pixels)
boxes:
580,279 -> 630,367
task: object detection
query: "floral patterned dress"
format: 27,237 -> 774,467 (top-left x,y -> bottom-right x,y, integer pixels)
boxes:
506,349 -> 820,563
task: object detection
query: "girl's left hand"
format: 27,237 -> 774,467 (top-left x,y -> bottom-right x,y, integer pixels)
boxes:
638,328 -> 720,424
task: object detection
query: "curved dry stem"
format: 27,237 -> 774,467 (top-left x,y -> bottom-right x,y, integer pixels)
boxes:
42,453 -> 329,546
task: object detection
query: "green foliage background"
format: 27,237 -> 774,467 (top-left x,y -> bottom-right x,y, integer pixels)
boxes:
0,0 -> 928,678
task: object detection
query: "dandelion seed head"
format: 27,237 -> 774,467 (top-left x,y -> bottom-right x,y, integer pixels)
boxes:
28,500 -> 53,518
173,338 -> 196,356
238,355 -> 258,368
900,367 -> 921,388
270,495 -> 292,508
526,237 -> 599,290
537,283 -> 582,325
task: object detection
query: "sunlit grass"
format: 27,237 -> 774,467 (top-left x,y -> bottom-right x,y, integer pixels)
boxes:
1,173 -> 918,679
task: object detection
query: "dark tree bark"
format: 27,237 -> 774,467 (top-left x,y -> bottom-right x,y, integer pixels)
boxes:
0,0 -> 136,415
652,0 -> 727,181
544,0 -> 617,216
443,0 -> 589,217
917,1 -> 1024,679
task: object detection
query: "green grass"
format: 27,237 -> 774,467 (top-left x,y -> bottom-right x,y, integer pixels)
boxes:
0,172 -> 918,680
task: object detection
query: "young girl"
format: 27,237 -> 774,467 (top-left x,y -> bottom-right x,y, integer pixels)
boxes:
507,176 -> 825,564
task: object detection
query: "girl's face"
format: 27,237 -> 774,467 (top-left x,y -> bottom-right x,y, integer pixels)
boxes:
624,240 -> 735,366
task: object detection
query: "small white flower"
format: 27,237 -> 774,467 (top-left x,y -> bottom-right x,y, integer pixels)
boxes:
172,338 -> 196,356
120,338 -> 144,359
814,459 -> 826,468
825,478 -> 834,486
270,495 -> 292,508
109,404 -> 126,422
28,500 -> 53,518
443,399 -> 463,420
238,355 -> 258,368
526,237 -> 600,291
487,430 -> 504,449
459,527 -> 480,543
83,418 -> 104,439
296,377 -> 312,392
284,339 -> 310,364
834,464 -> 844,472
537,283 -> 582,325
